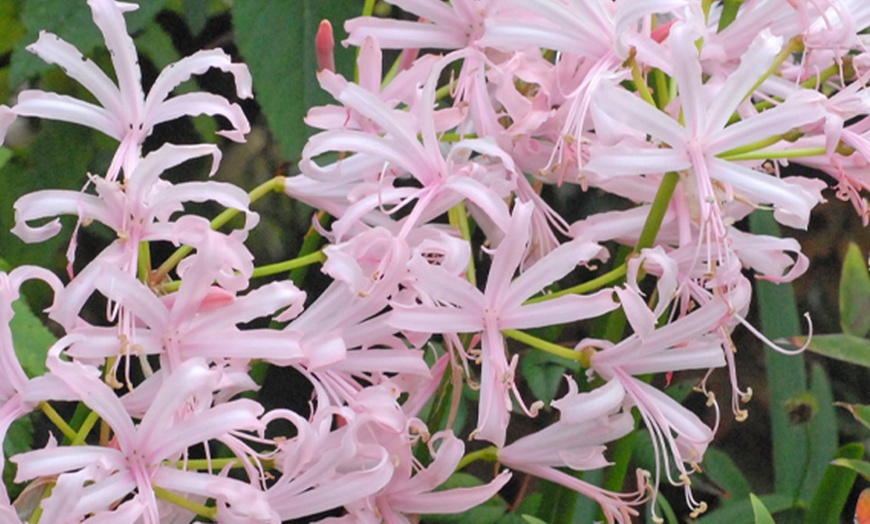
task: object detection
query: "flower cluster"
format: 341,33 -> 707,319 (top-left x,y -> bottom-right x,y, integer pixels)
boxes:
2,0 -> 870,523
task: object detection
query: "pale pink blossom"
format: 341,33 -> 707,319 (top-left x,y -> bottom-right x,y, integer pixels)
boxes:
0,0 -> 251,181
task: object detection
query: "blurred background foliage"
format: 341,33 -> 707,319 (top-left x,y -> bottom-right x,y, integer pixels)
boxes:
2,1 -> 870,522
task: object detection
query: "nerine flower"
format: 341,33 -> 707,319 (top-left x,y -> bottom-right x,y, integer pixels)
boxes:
390,202 -> 618,446
15,354 -> 273,524
0,0 -> 251,181
586,25 -> 826,238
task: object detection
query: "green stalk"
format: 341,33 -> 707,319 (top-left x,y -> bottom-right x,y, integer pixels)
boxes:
503,329 -> 585,363
634,171 -> 680,253
152,176 -> 286,284
39,402 -> 77,442
154,486 -> 217,521
253,251 -> 326,279
137,241 -> 151,282
456,446 -> 498,471
448,202 -> 477,286
70,410 -> 101,446
527,264 -> 627,303
719,146 -> 826,162
628,54 -> 656,107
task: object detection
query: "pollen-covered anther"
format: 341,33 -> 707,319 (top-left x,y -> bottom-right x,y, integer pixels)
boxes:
689,501 -> 709,518
742,387 -> 753,403
705,390 -> 716,407
679,472 -> 692,486
735,408 -> 749,422
691,462 -> 702,473
529,400 -> 544,417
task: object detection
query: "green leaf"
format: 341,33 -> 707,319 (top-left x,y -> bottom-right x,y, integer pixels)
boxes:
697,493 -> 794,524
231,0 -> 359,160
836,402 -> 870,431
521,516 -> 548,524
750,493 -> 776,524
831,458 -> 870,478
797,333 -> 870,368
10,296 -> 56,378
2,416 -> 33,501
805,442 -> 864,523
10,0 -> 167,87
840,243 -> 870,337
799,364 -> 837,503
0,0 -> 25,56
750,211 -> 807,499
701,447 -> 753,502
521,349 -> 579,405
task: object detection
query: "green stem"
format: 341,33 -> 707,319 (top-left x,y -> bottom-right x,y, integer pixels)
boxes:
717,133 -> 789,158
290,211 -> 329,286
456,446 -> 498,471
527,264 -> 628,303
39,402 -> 77,442
154,486 -> 217,521
253,251 -> 326,279
70,410 -> 100,446
28,484 -> 53,523
152,176 -> 286,284
744,37 -> 803,106
719,146 -> 826,162
502,329 -> 584,363
448,202 -> 477,286
628,54 -> 656,107
137,241 -> 151,282
158,251 -> 326,294
634,171 -> 680,253
168,457 -> 275,471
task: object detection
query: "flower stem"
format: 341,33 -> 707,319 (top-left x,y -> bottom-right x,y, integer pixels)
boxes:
503,329 -> 583,363
720,146 -> 826,161
456,446 -> 498,471
635,171 -> 680,253
151,176 -> 286,285
39,402 -> 77,442
168,457 -> 275,471
71,410 -> 100,446
628,53 -> 656,107
252,251 -> 326,279
449,202 -> 477,287
154,486 -> 218,521
526,264 -> 627,303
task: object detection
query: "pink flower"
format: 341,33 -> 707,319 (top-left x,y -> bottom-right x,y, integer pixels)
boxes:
0,0 -> 251,181
587,25 -> 826,233
15,355 -> 273,524
499,379 -> 646,524
390,202 -> 618,446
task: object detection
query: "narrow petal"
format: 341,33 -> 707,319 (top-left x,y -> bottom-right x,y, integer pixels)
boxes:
143,93 -> 250,142
26,31 -> 122,116
145,49 -> 252,113
12,90 -> 120,138
87,0 -> 143,119
500,290 -> 617,329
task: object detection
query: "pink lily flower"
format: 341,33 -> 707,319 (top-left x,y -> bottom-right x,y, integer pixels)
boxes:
499,378 -> 647,524
0,267 -> 62,507
587,24 -> 827,236
12,143 -> 256,276
15,354 -> 273,524
390,202 -> 618,446
0,0 -> 251,181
